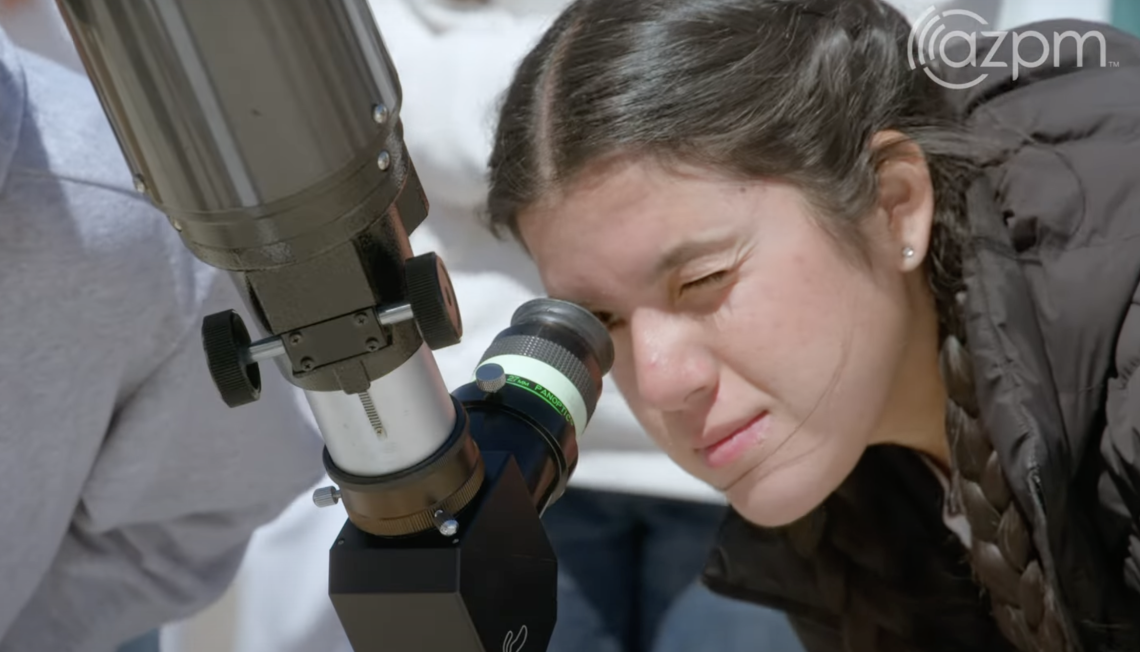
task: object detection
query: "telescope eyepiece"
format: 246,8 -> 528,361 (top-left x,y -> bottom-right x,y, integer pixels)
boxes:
510,298 -> 614,375
474,298 -> 612,440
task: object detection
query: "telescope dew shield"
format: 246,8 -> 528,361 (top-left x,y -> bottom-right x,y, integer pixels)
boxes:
57,0 -> 436,397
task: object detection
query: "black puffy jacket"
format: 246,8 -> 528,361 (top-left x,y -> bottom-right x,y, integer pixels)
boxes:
701,20 -> 1140,652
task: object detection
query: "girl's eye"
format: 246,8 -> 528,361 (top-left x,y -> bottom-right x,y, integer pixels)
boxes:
681,271 -> 728,294
591,311 -> 624,330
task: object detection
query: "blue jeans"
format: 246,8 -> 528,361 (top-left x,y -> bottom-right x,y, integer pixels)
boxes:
116,630 -> 160,652
542,488 -> 802,652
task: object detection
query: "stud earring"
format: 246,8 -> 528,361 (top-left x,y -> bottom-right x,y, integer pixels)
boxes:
902,246 -> 915,259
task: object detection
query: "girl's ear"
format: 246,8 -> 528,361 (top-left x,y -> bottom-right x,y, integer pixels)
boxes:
870,130 -> 935,273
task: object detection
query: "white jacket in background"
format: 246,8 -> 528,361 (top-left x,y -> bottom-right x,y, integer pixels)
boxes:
385,0 -> 723,503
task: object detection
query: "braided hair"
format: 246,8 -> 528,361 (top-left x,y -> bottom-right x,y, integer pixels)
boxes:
486,0 -> 1069,649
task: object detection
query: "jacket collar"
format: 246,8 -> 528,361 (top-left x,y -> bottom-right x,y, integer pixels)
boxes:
0,25 -> 25,193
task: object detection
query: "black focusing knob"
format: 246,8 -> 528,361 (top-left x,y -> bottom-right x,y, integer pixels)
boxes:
201,309 -> 262,407
405,252 -> 463,349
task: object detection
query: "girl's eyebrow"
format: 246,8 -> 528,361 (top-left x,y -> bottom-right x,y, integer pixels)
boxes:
653,233 -> 738,278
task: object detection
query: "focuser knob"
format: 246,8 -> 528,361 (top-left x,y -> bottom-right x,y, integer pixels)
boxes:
201,309 -> 262,407
405,252 -> 463,349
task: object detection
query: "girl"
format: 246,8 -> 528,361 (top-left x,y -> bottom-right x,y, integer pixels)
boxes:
485,1 -> 1140,651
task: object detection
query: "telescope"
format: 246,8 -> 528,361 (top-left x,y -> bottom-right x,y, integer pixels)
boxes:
53,1 -> 614,650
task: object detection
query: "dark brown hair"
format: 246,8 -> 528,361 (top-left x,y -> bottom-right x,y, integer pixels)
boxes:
487,0 -> 977,339
485,1 -> 1067,650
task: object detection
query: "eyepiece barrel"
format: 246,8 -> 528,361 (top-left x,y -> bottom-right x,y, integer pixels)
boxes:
475,298 -> 613,437
451,298 -> 613,514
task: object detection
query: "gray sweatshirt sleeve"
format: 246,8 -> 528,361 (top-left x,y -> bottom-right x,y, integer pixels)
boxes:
0,35 -> 326,652
0,271 -> 326,652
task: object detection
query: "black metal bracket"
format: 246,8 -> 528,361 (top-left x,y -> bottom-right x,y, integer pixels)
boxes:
281,309 -> 391,377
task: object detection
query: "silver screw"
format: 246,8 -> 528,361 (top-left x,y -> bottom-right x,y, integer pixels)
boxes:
475,363 -> 507,393
372,103 -> 389,125
376,150 -> 391,171
312,486 -> 341,508
354,312 -> 369,326
246,337 -> 286,363
433,509 -> 459,537
289,332 -> 303,345
366,338 -> 381,352
133,175 -> 147,193
377,302 -> 414,326
300,358 -> 315,372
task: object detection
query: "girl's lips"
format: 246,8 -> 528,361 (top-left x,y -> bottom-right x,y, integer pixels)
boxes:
699,412 -> 770,469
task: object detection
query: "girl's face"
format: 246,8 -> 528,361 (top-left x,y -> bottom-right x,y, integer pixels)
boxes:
518,155 -> 941,526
